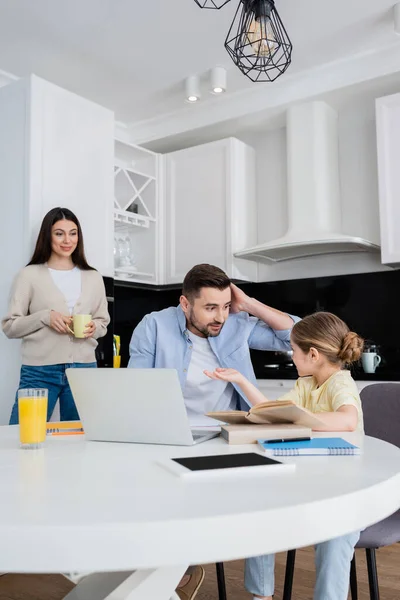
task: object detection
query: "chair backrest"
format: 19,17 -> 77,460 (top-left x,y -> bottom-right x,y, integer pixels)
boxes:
360,383 -> 400,448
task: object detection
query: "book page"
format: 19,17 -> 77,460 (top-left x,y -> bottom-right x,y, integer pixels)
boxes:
246,405 -> 326,428
250,400 -> 296,411
206,411 -> 249,425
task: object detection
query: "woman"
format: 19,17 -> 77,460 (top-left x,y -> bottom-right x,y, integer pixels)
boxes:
206,311 -> 364,600
3,207 -> 110,424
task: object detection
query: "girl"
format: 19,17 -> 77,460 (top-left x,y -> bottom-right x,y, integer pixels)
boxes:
205,311 -> 364,600
3,207 -> 110,424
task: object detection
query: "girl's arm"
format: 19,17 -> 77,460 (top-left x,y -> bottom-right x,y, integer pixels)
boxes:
312,405 -> 359,432
204,368 -> 270,406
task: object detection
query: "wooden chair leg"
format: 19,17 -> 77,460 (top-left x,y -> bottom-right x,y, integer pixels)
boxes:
365,548 -> 380,600
282,549 -> 296,600
215,562 -> 227,600
349,553 -> 358,600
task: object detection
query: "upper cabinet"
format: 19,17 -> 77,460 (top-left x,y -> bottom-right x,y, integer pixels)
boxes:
164,138 -> 258,284
113,139 -> 163,285
0,74 -> 115,276
376,93 -> 400,267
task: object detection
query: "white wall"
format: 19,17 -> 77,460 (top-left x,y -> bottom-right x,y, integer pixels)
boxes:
238,98 -> 391,283
0,80 -> 29,425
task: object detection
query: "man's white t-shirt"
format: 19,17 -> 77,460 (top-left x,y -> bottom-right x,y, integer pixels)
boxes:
183,331 -> 235,420
48,267 -> 81,314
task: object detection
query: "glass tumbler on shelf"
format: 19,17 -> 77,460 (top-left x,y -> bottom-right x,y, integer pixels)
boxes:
119,237 -> 131,267
18,389 -> 48,449
114,236 -> 120,268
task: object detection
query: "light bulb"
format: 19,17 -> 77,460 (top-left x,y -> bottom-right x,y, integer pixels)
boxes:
247,16 -> 278,57
210,66 -> 227,94
185,75 -> 201,103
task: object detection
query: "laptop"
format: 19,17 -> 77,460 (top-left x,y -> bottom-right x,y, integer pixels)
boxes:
66,368 -> 220,446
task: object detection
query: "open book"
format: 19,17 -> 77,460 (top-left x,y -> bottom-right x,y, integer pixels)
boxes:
207,400 -> 325,429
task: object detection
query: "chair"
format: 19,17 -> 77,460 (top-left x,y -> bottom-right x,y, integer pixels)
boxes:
349,383 -> 400,600
282,383 -> 400,600
216,562 -> 227,600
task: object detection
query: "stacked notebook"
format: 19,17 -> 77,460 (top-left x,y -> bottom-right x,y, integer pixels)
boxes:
46,421 -> 84,436
257,437 -> 361,456
220,424 -> 311,445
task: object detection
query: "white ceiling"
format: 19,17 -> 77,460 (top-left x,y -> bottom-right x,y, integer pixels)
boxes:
0,0 -> 398,125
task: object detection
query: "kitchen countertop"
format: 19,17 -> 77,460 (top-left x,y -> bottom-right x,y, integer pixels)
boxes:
253,367 -> 400,381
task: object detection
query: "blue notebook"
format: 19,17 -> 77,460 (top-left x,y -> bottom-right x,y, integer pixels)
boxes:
257,437 -> 360,456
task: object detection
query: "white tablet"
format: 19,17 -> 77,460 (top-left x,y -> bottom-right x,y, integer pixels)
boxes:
158,452 -> 296,478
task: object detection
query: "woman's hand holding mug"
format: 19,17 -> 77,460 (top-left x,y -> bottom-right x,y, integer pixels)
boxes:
83,321 -> 96,338
50,311 -> 72,334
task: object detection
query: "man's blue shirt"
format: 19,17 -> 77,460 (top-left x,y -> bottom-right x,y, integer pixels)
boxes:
128,305 -> 299,409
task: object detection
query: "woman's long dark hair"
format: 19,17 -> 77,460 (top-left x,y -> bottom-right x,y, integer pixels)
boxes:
27,207 -> 95,270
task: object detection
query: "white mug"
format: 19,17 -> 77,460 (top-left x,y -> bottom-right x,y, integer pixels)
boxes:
361,352 -> 381,374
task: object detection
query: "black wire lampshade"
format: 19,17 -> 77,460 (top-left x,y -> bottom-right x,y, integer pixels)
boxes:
225,0 -> 292,82
194,0 -> 232,8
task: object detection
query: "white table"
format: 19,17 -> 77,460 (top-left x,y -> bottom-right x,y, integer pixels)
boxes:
0,427 -> 400,600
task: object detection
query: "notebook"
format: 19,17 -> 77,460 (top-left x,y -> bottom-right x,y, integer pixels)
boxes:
46,421 -> 84,436
257,437 -> 361,456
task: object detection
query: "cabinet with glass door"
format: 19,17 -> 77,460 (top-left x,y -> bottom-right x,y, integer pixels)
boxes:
113,139 -> 162,284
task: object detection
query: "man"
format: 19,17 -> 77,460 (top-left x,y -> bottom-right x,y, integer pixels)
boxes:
129,263 -> 298,414
128,264 -> 299,600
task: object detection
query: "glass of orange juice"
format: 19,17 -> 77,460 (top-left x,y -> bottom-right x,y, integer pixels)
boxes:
18,389 -> 48,449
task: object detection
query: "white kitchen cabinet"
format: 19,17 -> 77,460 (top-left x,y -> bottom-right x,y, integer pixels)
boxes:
0,74 -> 114,423
256,380 -> 295,400
256,379 -> 393,400
376,93 -> 400,267
165,138 -> 258,284
0,75 -> 114,276
113,139 -> 163,285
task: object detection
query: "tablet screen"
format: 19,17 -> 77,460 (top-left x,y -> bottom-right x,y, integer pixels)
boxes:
172,452 -> 282,471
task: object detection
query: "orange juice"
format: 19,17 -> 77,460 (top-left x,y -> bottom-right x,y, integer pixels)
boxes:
18,395 -> 48,447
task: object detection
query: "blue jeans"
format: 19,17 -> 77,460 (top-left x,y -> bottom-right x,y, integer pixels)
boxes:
244,531 -> 360,600
9,363 -> 97,425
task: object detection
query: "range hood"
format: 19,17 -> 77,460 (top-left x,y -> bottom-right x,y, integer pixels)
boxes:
235,101 -> 380,263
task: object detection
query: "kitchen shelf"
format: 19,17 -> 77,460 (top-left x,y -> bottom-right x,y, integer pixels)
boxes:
114,210 -> 152,230
114,160 -> 156,180
114,137 -> 160,285
115,271 -> 154,280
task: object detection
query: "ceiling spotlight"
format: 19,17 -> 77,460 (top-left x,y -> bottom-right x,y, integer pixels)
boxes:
194,0 -> 232,8
225,0 -> 292,82
210,66 -> 227,94
185,75 -> 201,102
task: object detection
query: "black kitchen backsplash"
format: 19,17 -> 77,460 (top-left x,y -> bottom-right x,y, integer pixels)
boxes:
95,276 -> 114,368
114,269 -> 400,379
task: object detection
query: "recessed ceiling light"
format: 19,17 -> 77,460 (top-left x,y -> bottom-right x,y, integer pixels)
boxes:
210,66 -> 227,94
185,75 -> 201,103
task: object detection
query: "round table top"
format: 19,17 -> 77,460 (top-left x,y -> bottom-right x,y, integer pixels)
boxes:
0,426 -> 399,574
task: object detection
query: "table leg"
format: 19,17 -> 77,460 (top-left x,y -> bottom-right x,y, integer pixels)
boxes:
63,565 -> 188,600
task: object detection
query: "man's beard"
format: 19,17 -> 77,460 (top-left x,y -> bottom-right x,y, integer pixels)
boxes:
187,308 -> 225,338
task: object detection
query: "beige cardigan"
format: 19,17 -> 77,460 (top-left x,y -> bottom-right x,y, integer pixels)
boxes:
2,265 -> 110,366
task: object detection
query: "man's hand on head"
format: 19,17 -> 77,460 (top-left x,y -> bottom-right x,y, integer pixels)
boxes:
230,283 -> 252,314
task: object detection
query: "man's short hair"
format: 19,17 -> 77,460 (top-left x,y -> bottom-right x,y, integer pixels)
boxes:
182,264 -> 231,302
